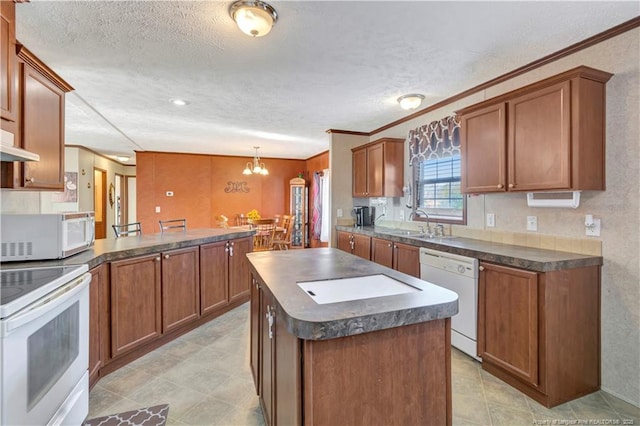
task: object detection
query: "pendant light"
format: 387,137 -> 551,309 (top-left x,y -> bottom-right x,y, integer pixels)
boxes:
243,146 -> 269,175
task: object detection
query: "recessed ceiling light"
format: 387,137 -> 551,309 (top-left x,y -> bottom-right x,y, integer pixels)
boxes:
171,99 -> 189,106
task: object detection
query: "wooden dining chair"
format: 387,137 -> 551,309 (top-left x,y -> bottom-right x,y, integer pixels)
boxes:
159,218 -> 187,233
112,222 -> 142,238
251,218 -> 276,251
236,214 -> 250,226
272,215 -> 294,250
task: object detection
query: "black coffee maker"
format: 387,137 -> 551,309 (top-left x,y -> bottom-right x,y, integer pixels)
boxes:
353,206 -> 374,227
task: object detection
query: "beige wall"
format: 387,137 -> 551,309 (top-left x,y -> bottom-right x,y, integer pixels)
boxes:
331,28 -> 640,406
0,147 -> 136,239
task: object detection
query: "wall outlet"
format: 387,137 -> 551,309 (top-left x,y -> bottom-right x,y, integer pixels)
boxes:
399,210 -> 405,221
486,213 -> 495,228
155,206 -> 161,213
585,218 -> 601,237
166,191 -> 174,197
526,215 -> 538,231
337,208 -> 343,218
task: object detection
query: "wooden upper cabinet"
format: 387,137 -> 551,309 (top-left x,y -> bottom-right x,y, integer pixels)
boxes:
460,103 -> 506,193
458,66 -> 612,194
0,0 -> 16,122
508,81 -> 571,191
1,45 -> 73,190
352,138 -> 404,197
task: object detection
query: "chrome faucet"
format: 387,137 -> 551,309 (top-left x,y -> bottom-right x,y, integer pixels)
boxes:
410,209 -> 431,235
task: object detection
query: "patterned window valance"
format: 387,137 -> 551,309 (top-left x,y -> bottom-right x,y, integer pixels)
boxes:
407,115 -> 461,166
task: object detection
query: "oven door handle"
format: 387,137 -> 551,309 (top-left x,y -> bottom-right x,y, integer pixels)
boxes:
4,273 -> 91,333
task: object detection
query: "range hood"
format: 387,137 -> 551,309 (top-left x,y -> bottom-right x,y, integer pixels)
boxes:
0,129 -> 40,162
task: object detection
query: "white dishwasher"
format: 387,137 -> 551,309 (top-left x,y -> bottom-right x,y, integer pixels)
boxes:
419,247 -> 480,361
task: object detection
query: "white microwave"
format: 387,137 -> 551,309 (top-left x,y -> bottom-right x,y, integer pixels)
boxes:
0,212 -> 95,261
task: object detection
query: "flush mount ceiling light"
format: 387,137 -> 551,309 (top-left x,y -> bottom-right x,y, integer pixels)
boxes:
116,155 -> 130,162
229,0 -> 278,37
171,99 -> 189,106
397,94 -> 425,110
243,146 -> 269,175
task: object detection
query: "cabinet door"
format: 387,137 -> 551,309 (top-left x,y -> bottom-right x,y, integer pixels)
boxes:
200,241 -> 229,315
336,231 -> 352,254
352,234 -> 371,260
20,61 -> 65,190
0,0 -> 16,122
393,242 -> 420,278
371,237 -> 394,268
479,262 -> 539,386
162,246 -> 200,333
260,289 -> 275,426
110,254 -> 162,358
274,299 -> 301,425
461,103 -> 507,193
366,143 -> 384,197
508,81 -> 571,191
250,277 -> 261,393
229,237 -> 252,302
352,147 -> 368,197
89,264 -> 107,388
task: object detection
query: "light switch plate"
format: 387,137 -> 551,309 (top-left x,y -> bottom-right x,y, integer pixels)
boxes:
337,208 -> 343,218
526,216 -> 538,231
486,213 -> 495,228
155,206 -> 161,213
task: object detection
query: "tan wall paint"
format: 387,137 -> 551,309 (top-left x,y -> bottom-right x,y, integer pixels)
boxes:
333,29 -> 640,406
136,152 -> 306,234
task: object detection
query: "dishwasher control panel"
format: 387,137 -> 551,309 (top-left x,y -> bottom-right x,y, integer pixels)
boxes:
419,247 -> 478,279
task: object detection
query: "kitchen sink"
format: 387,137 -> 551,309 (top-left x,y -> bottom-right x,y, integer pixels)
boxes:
410,235 -> 458,241
378,229 -> 424,236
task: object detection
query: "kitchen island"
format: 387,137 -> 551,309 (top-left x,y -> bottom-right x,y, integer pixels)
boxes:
247,248 -> 458,426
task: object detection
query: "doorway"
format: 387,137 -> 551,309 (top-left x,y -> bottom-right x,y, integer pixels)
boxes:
94,168 -> 107,239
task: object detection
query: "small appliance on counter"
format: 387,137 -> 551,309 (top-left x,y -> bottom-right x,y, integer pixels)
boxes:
353,206 -> 375,227
1,212 -> 95,261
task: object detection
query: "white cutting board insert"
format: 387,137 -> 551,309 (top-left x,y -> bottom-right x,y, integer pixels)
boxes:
297,274 -> 420,305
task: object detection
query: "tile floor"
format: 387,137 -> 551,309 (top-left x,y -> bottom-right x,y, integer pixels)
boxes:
89,303 -> 640,426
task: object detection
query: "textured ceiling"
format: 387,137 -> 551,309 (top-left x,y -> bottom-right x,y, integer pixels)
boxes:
14,1 -> 640,164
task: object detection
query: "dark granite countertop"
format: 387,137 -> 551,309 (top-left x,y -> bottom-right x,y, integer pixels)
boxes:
246,248 -> 458,341
0,228 -> 255,270
336,225 -> 602,272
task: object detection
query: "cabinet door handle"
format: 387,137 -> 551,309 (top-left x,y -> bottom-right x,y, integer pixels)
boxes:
155,257 -> 161,262
229,245 -> 234,256
25,177 -> 35,184
497,184 -> 503,189
164,254 -> 170,259
479,266 -> 485,271
508,183 -> 515,189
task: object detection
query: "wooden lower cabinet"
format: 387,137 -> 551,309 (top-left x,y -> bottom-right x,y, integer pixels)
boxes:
200,237 -> 252,315
371,237 -> 420,277
110,254 -> 162,358
478,262 -> 601,407
250,277 -> 261,392
252,274 -> 450,426
88,264 -> 108,389
336,231 -> 371,260
161,246 -> 200,333
228,237 -> 252,301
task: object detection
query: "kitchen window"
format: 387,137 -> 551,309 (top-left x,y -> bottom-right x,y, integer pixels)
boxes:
407,115 -> 466,224
414,155 -> 465,223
